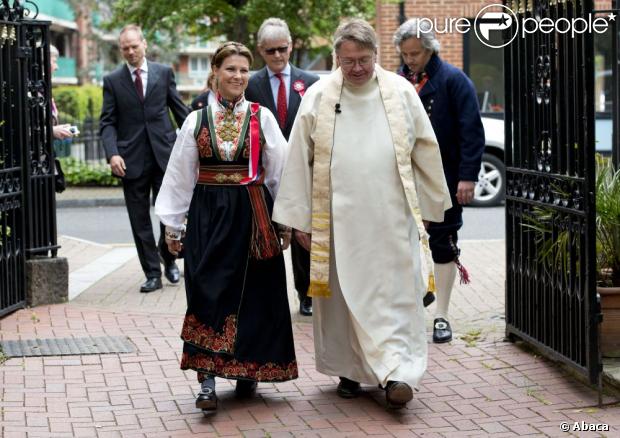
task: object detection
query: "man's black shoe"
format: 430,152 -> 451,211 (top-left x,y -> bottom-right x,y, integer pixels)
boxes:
385,381 -> 413,409
235,379 -> 257,398
336,377 -> 360,399
140,277 -> 162,293
299,296 -> 312,316
432,318 -> 452,343
195,387 -> 217,411
164,262 -> 180,284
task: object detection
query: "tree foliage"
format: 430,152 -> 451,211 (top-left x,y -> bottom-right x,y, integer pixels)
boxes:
106,0 -> 375,66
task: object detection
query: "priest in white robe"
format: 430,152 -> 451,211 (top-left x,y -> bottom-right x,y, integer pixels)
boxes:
272,18 -> 451,409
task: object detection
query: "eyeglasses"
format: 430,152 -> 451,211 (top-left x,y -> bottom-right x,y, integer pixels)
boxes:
339,56 -> 374,69
264,45 -> 289,55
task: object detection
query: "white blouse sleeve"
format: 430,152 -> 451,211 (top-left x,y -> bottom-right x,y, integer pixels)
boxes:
260,107 -> 287,198
155,111 -> 200,230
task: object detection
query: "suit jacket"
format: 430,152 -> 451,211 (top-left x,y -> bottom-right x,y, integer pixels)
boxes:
245,64 -> 319,140
100,61 -> 190,179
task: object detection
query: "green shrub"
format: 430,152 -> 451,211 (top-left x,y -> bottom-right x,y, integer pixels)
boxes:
58,157 -> 120,187
53,85 -> 103,122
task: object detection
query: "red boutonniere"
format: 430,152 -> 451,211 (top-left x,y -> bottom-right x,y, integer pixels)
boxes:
293,80 -> 306,97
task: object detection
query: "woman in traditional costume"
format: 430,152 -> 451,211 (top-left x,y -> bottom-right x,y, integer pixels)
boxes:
155,42 -> 296,412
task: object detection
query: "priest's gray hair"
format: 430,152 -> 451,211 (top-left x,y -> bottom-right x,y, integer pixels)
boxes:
333,18 -> 377,53
257,18 -> 292,46
50,44 -> 59,58
393,18 -> 441,54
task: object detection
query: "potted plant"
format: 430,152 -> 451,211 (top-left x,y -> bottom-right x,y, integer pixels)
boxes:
595,155 -> 620,357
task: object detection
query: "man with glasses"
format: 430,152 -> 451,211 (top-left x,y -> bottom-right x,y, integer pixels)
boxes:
273,19 -> 451,409
246,17 -> 319,316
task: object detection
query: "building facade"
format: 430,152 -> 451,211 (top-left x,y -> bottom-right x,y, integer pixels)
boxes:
376,0 -> 613,114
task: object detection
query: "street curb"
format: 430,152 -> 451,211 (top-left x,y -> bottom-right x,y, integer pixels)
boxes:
56,198 -> 125,208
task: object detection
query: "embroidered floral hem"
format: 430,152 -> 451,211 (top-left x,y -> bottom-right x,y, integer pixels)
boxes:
181,352 -> 298,382
181,313 -> 237,353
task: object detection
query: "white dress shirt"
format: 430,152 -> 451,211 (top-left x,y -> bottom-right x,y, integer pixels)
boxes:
127,60 -> 148,98
267,64 -> 291,108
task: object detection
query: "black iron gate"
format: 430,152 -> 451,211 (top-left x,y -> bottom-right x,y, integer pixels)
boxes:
504,0 -> 600,384
0,0 -> 55,317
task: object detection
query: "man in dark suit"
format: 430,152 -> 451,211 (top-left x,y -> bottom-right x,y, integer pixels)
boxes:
100,24 -> 190,293
245,17 -> 319,315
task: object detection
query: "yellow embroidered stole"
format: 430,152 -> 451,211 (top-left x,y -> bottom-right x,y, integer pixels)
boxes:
308,66 -> 434,298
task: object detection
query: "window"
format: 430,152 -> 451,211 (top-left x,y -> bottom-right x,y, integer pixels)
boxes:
189,56 -> 210,78
465,27 -> 611,114
463,30 -> 504,114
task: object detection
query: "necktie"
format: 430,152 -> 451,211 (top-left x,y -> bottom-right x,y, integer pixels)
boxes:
275,73 -> 287,129
134,68 -> 144,102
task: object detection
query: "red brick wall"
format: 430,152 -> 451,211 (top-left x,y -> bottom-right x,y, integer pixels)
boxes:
377,0 -> 612,72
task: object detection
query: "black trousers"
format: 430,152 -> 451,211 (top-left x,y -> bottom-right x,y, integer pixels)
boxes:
428,196 -> 463,264
122,147 -> 175,279
291,238 -> 310,300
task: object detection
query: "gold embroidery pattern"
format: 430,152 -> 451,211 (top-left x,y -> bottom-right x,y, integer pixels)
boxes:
196,127 -> 213,158
214,110 -> 245,161
181,314 -> 237,353
213,173 -> 244,183
181,353 -> 298,382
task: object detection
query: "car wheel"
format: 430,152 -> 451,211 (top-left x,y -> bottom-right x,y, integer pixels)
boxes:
471,152 -> 505,207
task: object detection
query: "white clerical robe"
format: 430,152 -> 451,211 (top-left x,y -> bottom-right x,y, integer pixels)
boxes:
273,66 -> 451,389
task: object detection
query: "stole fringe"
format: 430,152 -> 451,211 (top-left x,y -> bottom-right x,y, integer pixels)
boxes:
427,273 -> 436,292
308,280 -> 331,298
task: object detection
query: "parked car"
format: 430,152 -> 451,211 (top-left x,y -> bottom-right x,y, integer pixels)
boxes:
473,116 -> 505,207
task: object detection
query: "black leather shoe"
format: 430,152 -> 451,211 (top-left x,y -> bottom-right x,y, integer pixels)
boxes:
140,277 -> 162,293
164,262 -> 180,284
433,318 -> 452,343
299,296 -> 312,316
235,379 -> 257,398
385,381 -> 413,408
336,377 -> 360,399
195,387 -> 217,411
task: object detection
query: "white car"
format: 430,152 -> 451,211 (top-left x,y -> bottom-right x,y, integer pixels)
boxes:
473,116 -> 505,207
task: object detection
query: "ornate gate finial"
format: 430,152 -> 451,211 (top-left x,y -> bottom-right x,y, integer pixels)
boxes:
0,0 -> 39,21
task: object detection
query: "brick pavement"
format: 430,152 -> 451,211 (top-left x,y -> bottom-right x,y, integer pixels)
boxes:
1,238 -> 619,437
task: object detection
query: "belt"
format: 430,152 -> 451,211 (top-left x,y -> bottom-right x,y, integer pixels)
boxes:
197,165 -> 265,185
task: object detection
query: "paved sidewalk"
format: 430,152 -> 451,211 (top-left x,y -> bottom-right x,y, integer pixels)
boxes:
1,238 -> 619,437
56,187 -> 125,208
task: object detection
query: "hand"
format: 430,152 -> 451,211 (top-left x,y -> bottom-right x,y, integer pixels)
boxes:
456,181 -> 476,205
109,154 -> 126,177
166,238 -> 183,256
294,230 -> 312,252
53,124 -> 73,140
278,226 -> 292,250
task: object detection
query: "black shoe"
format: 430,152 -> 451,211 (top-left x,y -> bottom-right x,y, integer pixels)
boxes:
336,377 -> 360,399
385,381 -> 413,408
140,277 -> 162,293
195,387 -> 217,411
235,379 -> 257,398
299,296 -> 312,316
423,291 -> 435,307
164,262 -> 180,284
432,318 -> 452,343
